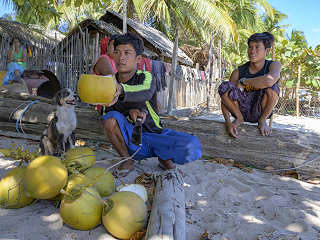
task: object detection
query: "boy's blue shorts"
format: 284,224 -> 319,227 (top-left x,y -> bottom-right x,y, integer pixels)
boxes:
101,111 -> 202,165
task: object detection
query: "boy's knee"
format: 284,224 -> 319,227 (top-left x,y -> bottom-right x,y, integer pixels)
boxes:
266,87 -> 279,99
104,118 -> 118,134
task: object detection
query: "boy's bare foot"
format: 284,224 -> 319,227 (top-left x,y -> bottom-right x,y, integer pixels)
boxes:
158,158 -> 176,170
226,118 -> 243,138
113,158 -> 134,178
258,120 -> 272,136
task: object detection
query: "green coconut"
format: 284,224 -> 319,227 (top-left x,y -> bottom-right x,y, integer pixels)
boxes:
0,166 -> 34,208
102,191 -> 147,239
23,155 -> 68,199
84,167 -> 114,197
50,173 -> 92,202
64,147 -> 96,172
60,187 -> 103,230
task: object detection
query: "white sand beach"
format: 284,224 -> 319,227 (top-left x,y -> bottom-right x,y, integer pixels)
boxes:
0,114 -> 320,240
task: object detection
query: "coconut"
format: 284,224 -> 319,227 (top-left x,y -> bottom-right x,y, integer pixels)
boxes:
64,147 -> 96,172
23,155 -> 68,199
84,167 -> 114,197
60,187 -> 103,230
0,167 -> 34,208
77,74 -> 116,105
117,184 -> 148,202
102,191 -> 147,239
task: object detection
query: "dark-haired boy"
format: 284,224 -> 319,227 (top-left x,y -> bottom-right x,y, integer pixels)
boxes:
218,32 -> 282,137
102,32 -> 202,177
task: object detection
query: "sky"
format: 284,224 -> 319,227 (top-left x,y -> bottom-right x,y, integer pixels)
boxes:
0,0 -> 319,48
267,0 -> 320,48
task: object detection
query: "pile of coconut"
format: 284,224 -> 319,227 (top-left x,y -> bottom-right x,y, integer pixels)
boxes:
0,147 -> 148,239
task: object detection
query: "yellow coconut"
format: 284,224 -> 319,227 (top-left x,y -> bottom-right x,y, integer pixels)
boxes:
102,191 -> 147,239
0,166 -> 34,208
84,167 -> 114,197
23,155 -> 68,199
64,147 -> 96,172
117,184 -> 148,202
51,173 -> 92,202
60,187 -> 103,230
77,74 -> 116,105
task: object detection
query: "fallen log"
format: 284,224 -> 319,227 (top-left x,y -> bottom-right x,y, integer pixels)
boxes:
163,118 -> 320,180
145,169 -> 186,240
1,90 -> 320,179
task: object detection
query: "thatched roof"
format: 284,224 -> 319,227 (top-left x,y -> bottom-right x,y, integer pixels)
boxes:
180,44 -> 219,68
0,18 -> 64,47
100,11 -> 193,66
63,18 -> 158,58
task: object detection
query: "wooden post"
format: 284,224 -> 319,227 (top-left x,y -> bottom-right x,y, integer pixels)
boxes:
145,169 -> 186,240
206,32 -> 214,111
296,64 -> 301,117
123,0 -> 127,33
167,27 -> 179,114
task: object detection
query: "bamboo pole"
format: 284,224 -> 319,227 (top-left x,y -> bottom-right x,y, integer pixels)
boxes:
167,27 -> 179,114
123,0 -> 127,33
296,64 -> 301,117
206,32 -> 214,111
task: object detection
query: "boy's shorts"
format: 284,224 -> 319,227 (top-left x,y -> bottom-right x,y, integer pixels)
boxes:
102,111 -> 202,164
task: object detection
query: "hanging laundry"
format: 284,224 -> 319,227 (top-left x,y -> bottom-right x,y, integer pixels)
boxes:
175,65 -> 183,81
151,60 -> 167,92
137,57 -> 152,72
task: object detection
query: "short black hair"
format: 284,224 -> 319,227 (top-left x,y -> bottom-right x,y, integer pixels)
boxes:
108,34 -> 119,46
114,32 -> 144,56
248,32 -> 274,49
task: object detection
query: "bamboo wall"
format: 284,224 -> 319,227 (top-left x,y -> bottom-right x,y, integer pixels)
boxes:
0,30 -> 223,113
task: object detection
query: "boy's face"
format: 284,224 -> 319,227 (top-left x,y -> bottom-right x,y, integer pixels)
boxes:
248,41 -> 270,63
113,44 -> 142,73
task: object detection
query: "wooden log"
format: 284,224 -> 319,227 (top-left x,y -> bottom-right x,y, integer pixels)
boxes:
1,90 -> 320,179
145,169 -> 185,240
163,118 -> 320,180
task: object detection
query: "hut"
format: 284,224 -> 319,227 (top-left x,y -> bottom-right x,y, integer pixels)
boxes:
99,10 -> 193,66
0,18 -> 64,71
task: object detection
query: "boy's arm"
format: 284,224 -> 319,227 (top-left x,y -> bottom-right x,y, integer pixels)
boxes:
229,69 -> 240,85
7,50 -> 13,62
120,71 -> 156,102
241,61 -> 282,89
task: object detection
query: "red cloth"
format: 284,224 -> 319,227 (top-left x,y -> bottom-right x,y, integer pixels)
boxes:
137,57 -> 152,72
100,37 -> 110,55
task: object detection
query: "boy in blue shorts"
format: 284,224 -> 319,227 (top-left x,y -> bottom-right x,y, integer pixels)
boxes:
101,32 -> 202,177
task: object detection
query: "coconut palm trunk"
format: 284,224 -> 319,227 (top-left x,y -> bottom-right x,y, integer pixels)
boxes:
167,27 -> 179,114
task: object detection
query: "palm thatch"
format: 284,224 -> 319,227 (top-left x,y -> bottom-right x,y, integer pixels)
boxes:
100,10 -> 193,66
0,18 -> 64,47
180,43 -> 219,69
62,18 -> 157,58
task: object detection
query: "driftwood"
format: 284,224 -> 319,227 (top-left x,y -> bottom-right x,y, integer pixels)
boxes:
145,169 -> 186,240
1,90 -> 320,179
163,118 -> 320,180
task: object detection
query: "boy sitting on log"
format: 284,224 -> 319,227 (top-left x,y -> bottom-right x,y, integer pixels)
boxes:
218,32 -> 282,137
101,32 -> 202,177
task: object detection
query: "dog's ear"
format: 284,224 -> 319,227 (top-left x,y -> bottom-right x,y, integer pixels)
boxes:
54,90 -> 62,105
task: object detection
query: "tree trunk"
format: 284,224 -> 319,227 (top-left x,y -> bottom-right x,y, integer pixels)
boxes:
1,91 -> 320,180
206,32 -> 214,111
145,169 -> 186,240
167,27 -> 179,114
296,65 -> 301,117
123,0 -> 127,33
272,42 -> 276,61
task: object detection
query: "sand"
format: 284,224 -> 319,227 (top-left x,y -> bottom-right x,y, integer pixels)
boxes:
1,114 -> 320,240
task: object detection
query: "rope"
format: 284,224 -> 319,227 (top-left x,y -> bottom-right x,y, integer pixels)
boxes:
14,100 -> 40,134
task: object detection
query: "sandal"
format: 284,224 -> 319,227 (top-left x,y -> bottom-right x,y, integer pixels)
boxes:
158,160 -> 176,170
113,168 -> 134,178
